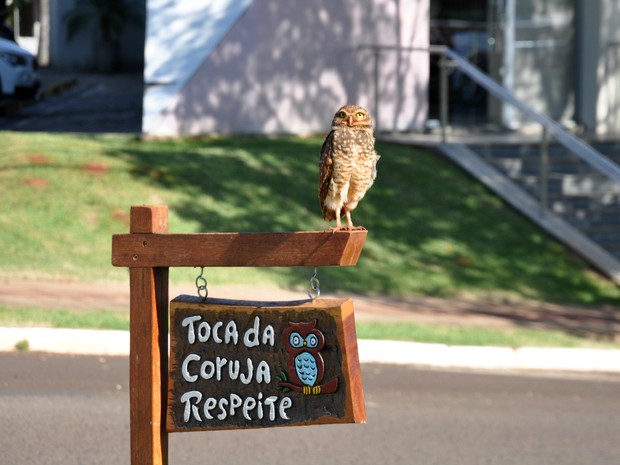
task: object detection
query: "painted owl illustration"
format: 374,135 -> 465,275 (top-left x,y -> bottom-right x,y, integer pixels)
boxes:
319,104 -> 380,230
283,320 -> 325,394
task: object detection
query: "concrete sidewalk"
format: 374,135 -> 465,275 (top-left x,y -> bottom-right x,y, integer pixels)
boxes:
1,326 -> 619,374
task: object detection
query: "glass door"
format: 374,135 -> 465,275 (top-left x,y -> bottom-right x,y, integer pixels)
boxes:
430,0 -> 490,125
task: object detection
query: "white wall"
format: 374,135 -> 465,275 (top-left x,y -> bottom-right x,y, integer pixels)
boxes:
145,0 -> 429,136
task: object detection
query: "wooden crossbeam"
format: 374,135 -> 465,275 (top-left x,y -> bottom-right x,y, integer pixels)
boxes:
112,230 -> 367,268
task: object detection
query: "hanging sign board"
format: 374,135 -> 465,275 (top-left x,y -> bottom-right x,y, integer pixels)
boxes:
167,295 -> 366,432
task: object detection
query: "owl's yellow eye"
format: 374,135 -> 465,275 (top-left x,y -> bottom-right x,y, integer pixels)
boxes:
337,111 -> 346,118
356,112 -> 365,119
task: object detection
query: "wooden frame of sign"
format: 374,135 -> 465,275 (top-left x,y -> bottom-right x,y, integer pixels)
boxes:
111,206 -> 368,465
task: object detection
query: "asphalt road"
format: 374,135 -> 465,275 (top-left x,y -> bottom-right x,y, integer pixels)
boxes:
0,72 -> 143,133
1,353 -> 619,465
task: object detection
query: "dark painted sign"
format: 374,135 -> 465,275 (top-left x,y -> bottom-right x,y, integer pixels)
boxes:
167,295 -> 365,432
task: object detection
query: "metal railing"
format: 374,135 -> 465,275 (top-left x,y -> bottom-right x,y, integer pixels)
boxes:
358,44 -> 620,215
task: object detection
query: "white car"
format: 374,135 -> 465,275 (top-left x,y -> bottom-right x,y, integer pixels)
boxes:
0,38 -> 40,98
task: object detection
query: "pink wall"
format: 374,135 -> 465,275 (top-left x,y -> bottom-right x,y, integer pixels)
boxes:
149,0 -> 429,135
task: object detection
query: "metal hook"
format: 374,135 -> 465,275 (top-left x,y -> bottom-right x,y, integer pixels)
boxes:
195,267 -> 208,301
307,267 -> 320,301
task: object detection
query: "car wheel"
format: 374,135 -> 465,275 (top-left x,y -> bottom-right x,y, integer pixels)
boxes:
15,85 -> 39,100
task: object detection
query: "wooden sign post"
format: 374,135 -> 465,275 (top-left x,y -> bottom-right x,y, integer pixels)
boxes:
112,206 -> 368,465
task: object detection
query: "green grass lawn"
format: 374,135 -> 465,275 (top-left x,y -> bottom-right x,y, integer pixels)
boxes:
1,131 -> 620,307
0,306 -> 130,331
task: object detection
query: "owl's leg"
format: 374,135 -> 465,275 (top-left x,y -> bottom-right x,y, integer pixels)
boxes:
344,210 -> 354,230
335,207 -> 343,229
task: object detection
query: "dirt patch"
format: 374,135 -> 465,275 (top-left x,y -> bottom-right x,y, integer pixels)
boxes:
25,178 -> 48,188
0,278 -> 617,340
83,162 -> 109,176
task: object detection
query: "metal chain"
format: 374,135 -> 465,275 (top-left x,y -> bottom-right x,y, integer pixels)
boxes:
195,267 -> 208,301
196,267 -> 320,301
307,267 -> 320,300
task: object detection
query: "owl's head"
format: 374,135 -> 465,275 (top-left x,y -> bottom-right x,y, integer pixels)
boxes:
331,105 -> 373,129
283,320 -> 325,352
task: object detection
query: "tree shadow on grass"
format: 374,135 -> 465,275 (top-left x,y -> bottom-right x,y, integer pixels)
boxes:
107,136 -> 620,309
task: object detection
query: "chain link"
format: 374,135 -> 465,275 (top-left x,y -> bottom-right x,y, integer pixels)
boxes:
307,267 -> 320,300
195,267 -> 208,301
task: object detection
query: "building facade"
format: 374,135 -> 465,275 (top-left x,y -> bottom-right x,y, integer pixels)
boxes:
431,0 -> 620,135
5,0 -> 620,137
7,0 -> 145,71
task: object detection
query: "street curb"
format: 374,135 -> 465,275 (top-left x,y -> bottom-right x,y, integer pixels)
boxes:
1,327 -> 619,373
359,339 -> 620,373
0,327 -> 129,356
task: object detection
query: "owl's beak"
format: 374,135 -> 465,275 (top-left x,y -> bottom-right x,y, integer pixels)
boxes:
303,341 -> 307,346
347,115 -> 354,126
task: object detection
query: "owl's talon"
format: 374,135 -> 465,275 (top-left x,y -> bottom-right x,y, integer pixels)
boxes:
327,226 -> 357,233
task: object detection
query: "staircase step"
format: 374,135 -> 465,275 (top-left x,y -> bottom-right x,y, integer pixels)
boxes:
489,155 -> 609,176
462,140 -> 620,274
584,214 -> 620,226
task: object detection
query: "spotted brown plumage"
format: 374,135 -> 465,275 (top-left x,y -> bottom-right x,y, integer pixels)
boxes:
319,104 -> 380,230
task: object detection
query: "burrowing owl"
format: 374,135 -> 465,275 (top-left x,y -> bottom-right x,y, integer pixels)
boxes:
318,104 -> 380,230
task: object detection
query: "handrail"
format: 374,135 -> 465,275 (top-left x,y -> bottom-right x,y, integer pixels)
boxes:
442,48 -> 620,185
356,44 -> 620,186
